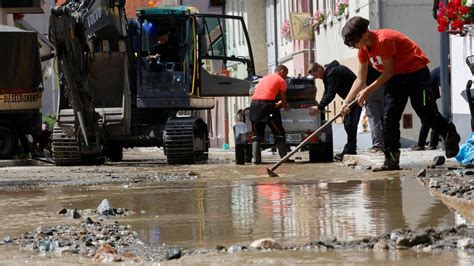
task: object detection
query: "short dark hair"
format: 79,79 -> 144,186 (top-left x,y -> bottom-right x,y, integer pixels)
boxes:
308,62 -> 323,74
341,16 -> 370,47
275,65 -> 288,73
157,29 -> 171,37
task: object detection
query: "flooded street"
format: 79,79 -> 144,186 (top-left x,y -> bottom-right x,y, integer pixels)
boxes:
0,149 -> 472,264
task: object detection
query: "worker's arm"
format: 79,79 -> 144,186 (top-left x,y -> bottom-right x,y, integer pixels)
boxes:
341,62 -> 368,114
357,58 -> 394,106
309,71 -> 339,115
278,90 -> 289,111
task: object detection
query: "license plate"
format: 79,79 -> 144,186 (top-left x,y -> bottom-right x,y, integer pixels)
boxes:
265,133 -> 302,143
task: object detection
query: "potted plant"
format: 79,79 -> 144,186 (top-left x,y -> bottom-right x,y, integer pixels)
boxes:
312,9 -> 328,28
281,19 -> 292,40
436,0 -> 474,33
333,0 -> 349,19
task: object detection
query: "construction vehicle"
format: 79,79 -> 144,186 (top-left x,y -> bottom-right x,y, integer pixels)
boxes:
233,77 -> 333,164
0,25 -> 43,159
48,1 -> 255,165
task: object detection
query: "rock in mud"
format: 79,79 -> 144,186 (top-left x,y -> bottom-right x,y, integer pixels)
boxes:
456,238 -> 474,249
166,247 -> 182,260
249,238 -> 282,250
417,169 -> 427,178
97,199 -> 114,216
432,155 -> 445,167
373,240 -> 388,250
228,245 -> 246,253
93,243 -> 122,263
2,235 -> 12,244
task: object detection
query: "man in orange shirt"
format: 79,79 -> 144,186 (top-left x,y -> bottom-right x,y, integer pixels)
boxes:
340,16 -> 460,171
249,65 -> 289,164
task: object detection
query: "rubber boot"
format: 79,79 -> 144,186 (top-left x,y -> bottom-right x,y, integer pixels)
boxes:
275,138 -> 294,163
378,150 -> 401,171
444,122 -> 460,158
275,141 -> 288,158
252,141 -> 261,165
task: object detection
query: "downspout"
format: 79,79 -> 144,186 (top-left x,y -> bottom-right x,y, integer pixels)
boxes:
375,0 -> 381,29
274,0 -> 279,67
308,0 -> 314,63
439,0 -> 451,120
223,0 -> 229,147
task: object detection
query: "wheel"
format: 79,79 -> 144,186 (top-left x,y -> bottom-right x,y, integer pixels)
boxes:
245,144 -> 252,163
309,143 -> 333,163
235,144 -> 245,165
106,143 -> 123,162
0,126 -> 16,159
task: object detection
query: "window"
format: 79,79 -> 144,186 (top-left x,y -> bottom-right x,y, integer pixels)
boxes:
210,0 -> 223,7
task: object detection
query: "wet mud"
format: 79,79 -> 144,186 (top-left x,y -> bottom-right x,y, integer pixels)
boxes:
0,148 -> 472,264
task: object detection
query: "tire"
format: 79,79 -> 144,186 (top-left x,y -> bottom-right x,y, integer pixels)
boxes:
245,144 -> 252,163
106,143 -> 123,162
235,144 -> 245,165
0,126 -> 16,159
309,143 -> 333,163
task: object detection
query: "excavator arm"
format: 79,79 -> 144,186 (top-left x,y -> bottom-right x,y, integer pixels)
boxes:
49,0 -> 130,159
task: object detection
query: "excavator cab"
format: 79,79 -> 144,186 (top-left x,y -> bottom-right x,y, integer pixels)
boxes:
135,6 -> 255,109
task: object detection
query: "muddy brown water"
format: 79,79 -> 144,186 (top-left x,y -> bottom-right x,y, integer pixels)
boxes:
0,155 -> 472,264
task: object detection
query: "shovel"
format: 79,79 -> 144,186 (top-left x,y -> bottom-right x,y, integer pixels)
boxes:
266,99 -> 359,177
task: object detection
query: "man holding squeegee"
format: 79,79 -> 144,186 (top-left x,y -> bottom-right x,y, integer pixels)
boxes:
340,16 -> 460,171
308,61 -> 360,161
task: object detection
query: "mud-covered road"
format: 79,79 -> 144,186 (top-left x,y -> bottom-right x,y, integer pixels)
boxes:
0,148 -> 472,264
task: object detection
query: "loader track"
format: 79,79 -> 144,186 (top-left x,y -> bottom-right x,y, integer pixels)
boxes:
164,118 -> 208,164
52,124 -> 82,166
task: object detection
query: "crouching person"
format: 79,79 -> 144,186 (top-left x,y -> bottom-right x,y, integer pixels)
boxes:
249,65 -> 290,164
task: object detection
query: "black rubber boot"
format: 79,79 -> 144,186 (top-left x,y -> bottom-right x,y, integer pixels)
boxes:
275,142 -> 295,163
275,141 -> 288,158
252,141 -> 261,165
377,150 -> 401,171
444,122 -> 461,158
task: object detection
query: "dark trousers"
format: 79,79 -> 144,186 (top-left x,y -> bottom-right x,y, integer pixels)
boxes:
343,104 -> 362,153
418,104 -> 440,147
251,108 -> 286,143
384,67 -> 448,152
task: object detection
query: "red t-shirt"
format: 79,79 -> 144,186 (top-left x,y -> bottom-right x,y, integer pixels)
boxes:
358,29 -> 429,74
252,73 -> 287,100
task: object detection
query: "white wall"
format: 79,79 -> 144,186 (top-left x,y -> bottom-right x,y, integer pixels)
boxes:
225,0 -> 267,148
450,36 -> 474,140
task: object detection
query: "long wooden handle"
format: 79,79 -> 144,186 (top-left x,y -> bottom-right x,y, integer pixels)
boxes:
268,99 -> 358,172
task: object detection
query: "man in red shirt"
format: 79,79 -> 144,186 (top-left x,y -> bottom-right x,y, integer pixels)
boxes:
249,65 -> 289,164
340,16 -> 460,171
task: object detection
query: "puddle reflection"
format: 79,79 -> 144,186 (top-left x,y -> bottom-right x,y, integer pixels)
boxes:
0,178 -> 467,250
121,178 -> 462,248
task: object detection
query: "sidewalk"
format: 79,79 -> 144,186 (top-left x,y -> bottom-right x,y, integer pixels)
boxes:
342,148 -> 459,170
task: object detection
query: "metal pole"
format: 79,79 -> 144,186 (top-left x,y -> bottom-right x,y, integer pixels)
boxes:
274,0 -> 279,67
375,0 -> 382,29
308,0 -> 314,63
440,0 -> 451,120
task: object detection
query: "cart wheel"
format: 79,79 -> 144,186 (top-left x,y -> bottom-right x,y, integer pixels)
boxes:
309,143 -> 333,163
0,126 -> 17,159
245,144 -> 252,163
235,144 -> 245,165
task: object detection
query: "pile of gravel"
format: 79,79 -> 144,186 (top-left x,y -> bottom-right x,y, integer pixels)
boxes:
2,217 -> 180,262
421,169 -> 474,201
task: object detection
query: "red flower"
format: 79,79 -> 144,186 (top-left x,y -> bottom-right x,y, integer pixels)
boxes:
436,1 -> 473,33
